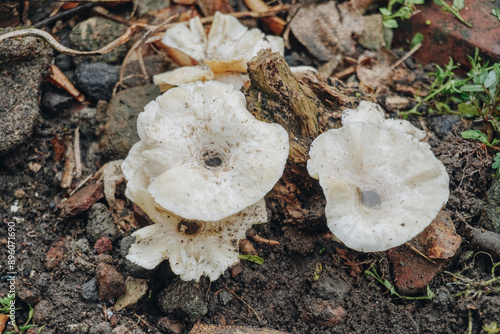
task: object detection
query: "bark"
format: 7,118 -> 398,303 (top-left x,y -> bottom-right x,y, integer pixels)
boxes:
245,49 -> 365,229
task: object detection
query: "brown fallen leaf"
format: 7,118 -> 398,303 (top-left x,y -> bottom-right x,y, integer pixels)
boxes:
198,0 -> 233,16
0,314 -> 9,333
290,2 -> 363,62
190,324 -> 289,334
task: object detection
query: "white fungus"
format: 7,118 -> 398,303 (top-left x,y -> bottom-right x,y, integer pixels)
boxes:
121,81 -> 289,280
307,101 -> 449,252
126,200 -> 267,281
154,12 -> 284,90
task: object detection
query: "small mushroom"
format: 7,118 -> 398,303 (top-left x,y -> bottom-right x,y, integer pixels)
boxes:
121,81 -> 289,280
307,102 -> 449,252
162,12 -> 284,73
122,81 -> 289,221
126,199 -> 267,281
153,12 -> 284,90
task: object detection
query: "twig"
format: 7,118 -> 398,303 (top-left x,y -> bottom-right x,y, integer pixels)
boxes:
74,127 -> 82,179
226,287 -> 262,322
34,3 -> 96,28
247,229 -> 280,246
405,242 -> 437,265
46,64 -> 85,102
375,43 -> 422,82
0,24 -> 148,56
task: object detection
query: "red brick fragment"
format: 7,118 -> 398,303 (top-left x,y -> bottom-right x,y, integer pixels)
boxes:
94,237 -> 113,255
59,183 -> 104,218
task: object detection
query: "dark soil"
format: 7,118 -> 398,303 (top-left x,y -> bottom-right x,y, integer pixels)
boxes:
1,2 -> 500,334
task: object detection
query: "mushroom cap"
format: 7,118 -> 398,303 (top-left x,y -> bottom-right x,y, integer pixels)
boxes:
342,101 -> 427,140
126,199 -> 267,281
153,66 -> 214,92
122,81 -> 289,221
307,121 -> 449,252
161,12 -> 284,73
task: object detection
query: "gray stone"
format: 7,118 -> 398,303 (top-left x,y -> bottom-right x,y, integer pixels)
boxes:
89,322 -> 113,334
479,176 -> 500,234
120,235 -> 158,278
136,0 -> 171,15
218,290 -> 233,306
427,115 -> 461,138
41,86 -> 73,114
55,54 -> 73,71
69,17 -> 129,65
86,202 -> 118,243
313,275 -> 352,302
76,63 -> 120,102
0,29 -> 53,155
66,323 -> 91,333
158,278 -> 208,322
81,278 -> 99,302
100,85 -> 161,160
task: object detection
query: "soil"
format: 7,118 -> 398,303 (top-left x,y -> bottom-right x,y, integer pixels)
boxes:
1,2 -> 500,334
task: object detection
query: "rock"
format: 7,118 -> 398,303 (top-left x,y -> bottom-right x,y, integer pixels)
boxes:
111,324 -> 146,334
59,183 -> 104,218
76,62 -> 120,102
81,278 -> 100,302
136,0 -> 171,15
113,277 -> 148,311
313,275 -> 352,302
55,54 -> 73,71
432,287 -> 453,310
69,17 -> 129,65
0,29 -> 53,155
479,176 -> 500,234
394,0 -> 500,68
45,238 -> 66,271
17,282 -> 41,306
357,14 -> 386,50
157,317 -> 183,334
158,278 -> 209,322
41,86 -> 73,114
427,115 -> 461,138
189,324 -> 289,334
218,290 -> 233,306
100,84 -> 161,160
89,322 -> 113,334
66,323 -> 91,333
13,188 -> 26,199
94,237 -> 113,255
33,300 -> 54,324
303,301 -> 346,327
86,202 -> 118,243
97,263 -> 126,300
120,235 -> 159,278
74,238 -> 91,253
122,55 -> 170,87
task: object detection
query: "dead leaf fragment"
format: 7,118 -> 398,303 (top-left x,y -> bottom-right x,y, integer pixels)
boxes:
113,277 -> 148,311
0,314 -> 9,333
190,324 -> 289,333
290,2 -> 363,62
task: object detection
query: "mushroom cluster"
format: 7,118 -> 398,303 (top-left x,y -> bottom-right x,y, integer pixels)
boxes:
153,12 -> 284,91
122,81 -> 289,281
307,101 -> 449,252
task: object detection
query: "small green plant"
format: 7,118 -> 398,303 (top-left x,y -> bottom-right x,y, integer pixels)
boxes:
379,0 -> 424,28
365,263 -> 435,300
313,262 -> 323,280
238,254 -> 264,264
409,32 -> 424,49
483,321 -> 500,334
493,8 -> 500,21
433,0 -> 472,27
445,252 -> 500,301
1,295 -> 39,334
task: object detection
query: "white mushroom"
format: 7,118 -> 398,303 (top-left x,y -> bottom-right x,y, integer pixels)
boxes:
162,12 -> 284,72
153,12 -> 285,90
342,101 -> 427,140
307,102 -> 449,252
122,81 -> 288,221
126,199 -> 267,281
